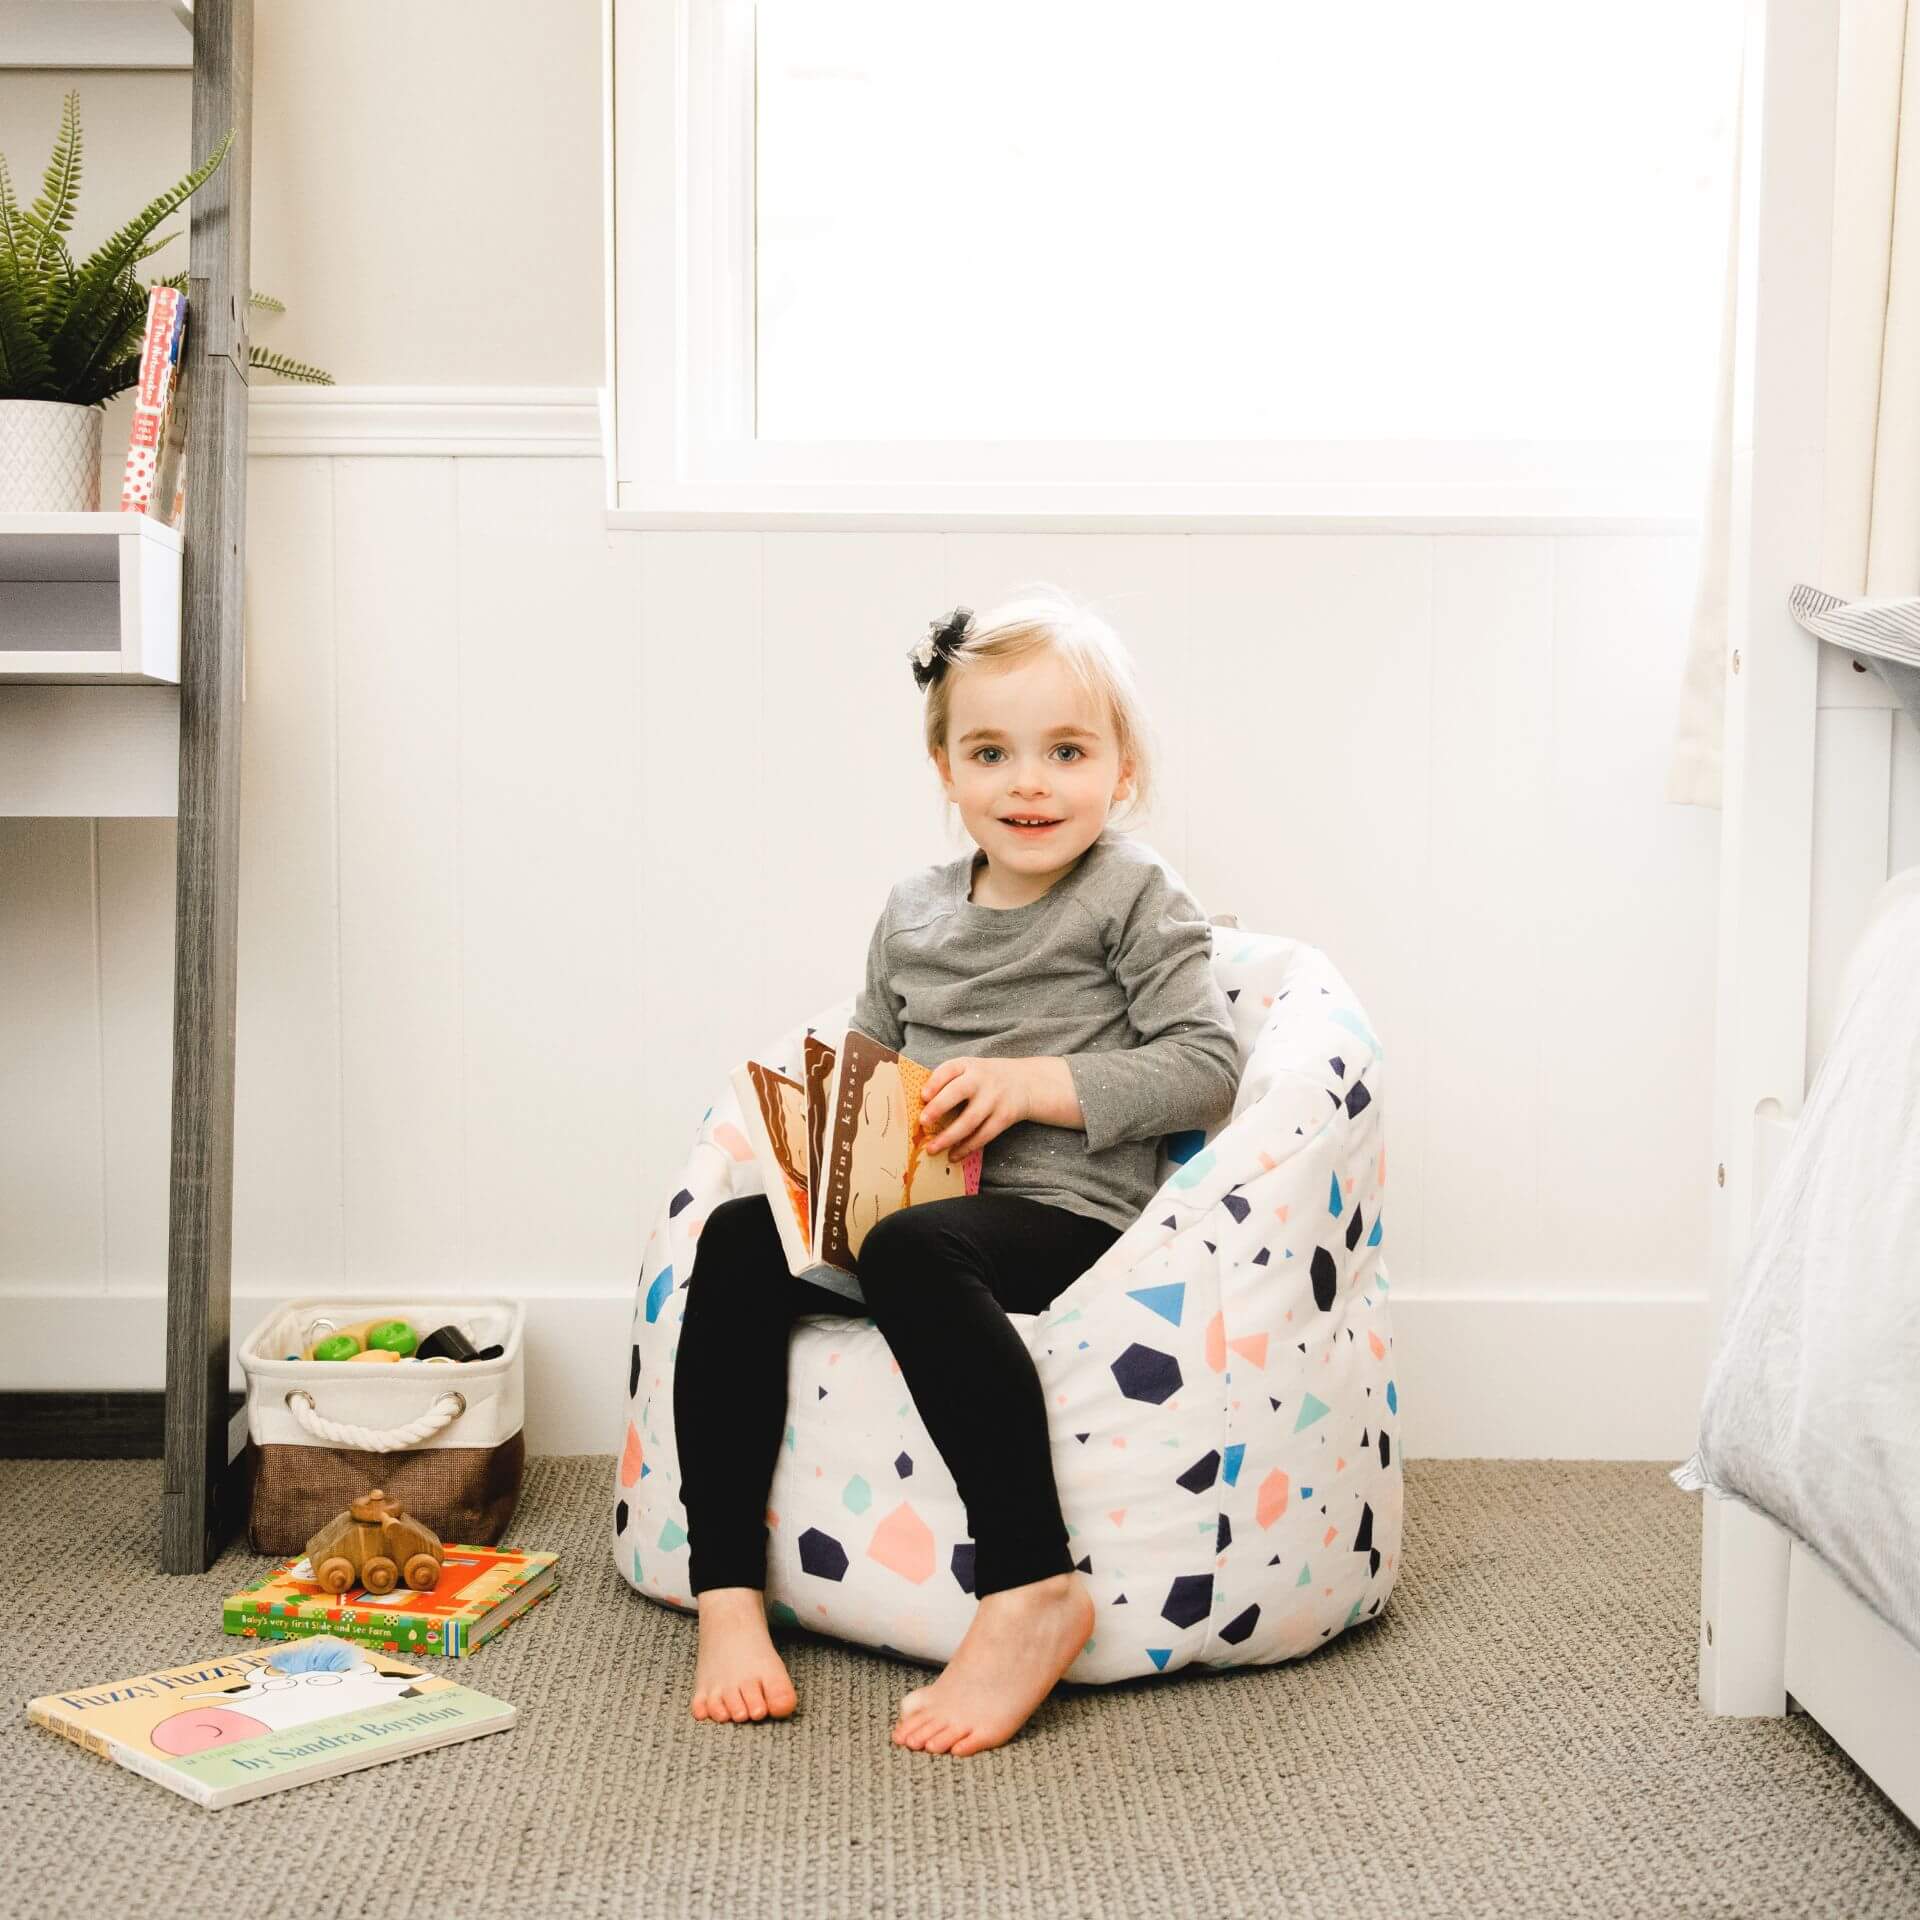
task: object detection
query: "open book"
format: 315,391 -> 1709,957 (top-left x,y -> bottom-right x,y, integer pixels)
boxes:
728,1027 -> 982,1300
27,1635 -> 514,1809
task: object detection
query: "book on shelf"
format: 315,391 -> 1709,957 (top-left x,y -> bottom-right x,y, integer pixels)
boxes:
729,1026 -> 981,1300
223,1543 -> 559,1659
26,1635 -> 515,1809
117,283 -> 189,528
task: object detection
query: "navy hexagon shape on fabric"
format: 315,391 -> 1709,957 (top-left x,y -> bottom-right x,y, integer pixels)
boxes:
798,1526 -> 849,1581
1112,1342 -> 1183,1404
1161,1573 -> 1213,1629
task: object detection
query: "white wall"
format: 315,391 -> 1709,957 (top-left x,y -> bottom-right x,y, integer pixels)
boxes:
0,3 -> 604,393
1,437 -> 1728,1455
0,19 -> 1835,1458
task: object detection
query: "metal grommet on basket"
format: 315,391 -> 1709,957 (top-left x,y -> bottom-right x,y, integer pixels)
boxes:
285,1389 -> 312,1412
447,1392 -> 468,1418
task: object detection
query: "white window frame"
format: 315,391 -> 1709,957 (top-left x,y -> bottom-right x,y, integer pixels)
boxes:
603,0 -> 1706,528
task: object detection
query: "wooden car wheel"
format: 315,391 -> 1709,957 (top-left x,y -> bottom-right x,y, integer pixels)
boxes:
403,1553 -> 440,1592
314,1555 -> 356,1595
361,1554 -> 399,1594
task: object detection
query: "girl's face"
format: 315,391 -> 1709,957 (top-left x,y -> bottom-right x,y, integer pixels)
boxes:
932,653 -> 1133,880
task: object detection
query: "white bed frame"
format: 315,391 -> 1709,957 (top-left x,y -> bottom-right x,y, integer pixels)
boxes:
1700,0 -> 1920,1827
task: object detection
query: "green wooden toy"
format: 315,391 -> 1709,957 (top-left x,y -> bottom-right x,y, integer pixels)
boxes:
366,1318 -> 418,1357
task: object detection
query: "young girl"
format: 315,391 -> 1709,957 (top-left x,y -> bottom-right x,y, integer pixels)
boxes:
672,584 -> 1241,1757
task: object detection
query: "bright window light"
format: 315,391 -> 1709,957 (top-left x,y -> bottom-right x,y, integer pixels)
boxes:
754,0 -> 1741,443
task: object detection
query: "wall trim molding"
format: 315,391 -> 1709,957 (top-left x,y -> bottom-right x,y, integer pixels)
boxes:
246,386 -> 604,458
0,1288 -> 1709,1460
233,390 -> 1704,537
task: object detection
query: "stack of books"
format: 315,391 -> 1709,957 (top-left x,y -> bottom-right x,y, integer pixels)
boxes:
24,1541 -> 560,1807
223,1543 -> 559,1659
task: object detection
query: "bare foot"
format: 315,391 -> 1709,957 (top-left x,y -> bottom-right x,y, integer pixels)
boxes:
690,1587 -> 798,1723
892,1570 -> 1093,1756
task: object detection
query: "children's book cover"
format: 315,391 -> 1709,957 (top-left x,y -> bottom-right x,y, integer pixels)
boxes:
728,1027 -> 982,1291
27,1635 -> 515,1809
803,1031 -> 837,1223
728,1058 -> 814,1273
223,1544 -> 559,1658
812,1027 -> 980,1277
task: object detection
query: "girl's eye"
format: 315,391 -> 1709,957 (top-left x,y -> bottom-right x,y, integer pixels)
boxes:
973,745 -> 1083,764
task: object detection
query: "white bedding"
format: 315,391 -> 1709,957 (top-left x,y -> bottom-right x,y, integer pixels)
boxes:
1674,868 -> 1920,1652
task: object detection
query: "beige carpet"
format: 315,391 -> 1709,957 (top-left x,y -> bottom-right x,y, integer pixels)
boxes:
3,1456 -> 1916,1919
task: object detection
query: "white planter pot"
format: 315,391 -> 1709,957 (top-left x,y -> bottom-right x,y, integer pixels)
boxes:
0,399 -> 105,512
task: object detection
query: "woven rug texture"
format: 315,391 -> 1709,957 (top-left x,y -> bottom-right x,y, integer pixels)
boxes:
2,1455 -> 1916,1920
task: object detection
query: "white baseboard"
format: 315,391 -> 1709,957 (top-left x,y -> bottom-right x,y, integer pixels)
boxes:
0,1288 -> 1709,1460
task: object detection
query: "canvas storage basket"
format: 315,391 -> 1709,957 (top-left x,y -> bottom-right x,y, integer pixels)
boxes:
238,1297 -> 527,1555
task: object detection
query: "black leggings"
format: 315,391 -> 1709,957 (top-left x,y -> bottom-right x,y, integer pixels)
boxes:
672,1191 -> 1123,1601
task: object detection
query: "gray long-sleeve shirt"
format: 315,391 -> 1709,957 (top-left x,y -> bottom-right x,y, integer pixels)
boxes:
850,827 -> 1242,1236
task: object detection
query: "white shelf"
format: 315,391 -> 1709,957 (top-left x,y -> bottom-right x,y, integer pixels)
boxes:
0,1 -> 193,69
0,512 -> 184,685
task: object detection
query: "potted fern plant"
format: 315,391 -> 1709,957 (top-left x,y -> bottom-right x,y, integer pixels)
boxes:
0,90 -> 333,514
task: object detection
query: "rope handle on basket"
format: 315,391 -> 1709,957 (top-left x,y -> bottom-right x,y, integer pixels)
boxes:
283,1388 -> 467,1453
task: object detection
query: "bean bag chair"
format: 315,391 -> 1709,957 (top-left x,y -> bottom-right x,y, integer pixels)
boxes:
612,924 -> 1403,1682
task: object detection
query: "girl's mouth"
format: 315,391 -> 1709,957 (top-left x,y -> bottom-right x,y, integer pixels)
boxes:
1002,817 -> 1061,836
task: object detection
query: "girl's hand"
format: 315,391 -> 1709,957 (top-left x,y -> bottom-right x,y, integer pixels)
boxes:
919,1056 -> 1032,1161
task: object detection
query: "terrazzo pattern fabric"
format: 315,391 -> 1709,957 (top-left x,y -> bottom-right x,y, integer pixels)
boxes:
613,931 -> 1402,1681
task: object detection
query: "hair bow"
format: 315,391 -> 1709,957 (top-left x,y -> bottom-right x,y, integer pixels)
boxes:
909,606 -> 974,690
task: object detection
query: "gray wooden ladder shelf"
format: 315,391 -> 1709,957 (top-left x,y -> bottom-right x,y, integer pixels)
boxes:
164,0 -> 255,1573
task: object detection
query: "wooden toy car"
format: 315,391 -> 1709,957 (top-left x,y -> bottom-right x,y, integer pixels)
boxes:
304,1489 -> 444,1595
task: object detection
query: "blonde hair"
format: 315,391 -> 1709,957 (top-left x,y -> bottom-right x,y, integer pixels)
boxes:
919,583 -> 1159,837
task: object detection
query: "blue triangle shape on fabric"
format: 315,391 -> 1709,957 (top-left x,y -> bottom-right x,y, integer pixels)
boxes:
1146,1648 -> 1171,1671
1126,1281 -> 1186,1326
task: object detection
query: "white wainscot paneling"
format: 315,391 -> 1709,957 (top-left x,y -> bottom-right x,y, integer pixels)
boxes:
1187,533 -> 1436,1282
1,502 -> 1731,1458
231,459 -> 349,1289
756,529 -> 946,1047
1535,536 -> 1718,1298
0,818 -> 104,1292
458,460 -> 646,1291
1423,536 -> 1555,1293
332,459 -> 470,1287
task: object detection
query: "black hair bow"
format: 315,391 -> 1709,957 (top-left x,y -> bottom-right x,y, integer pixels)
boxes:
909,606 -> 974,690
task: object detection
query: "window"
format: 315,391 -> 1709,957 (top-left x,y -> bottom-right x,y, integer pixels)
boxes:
607,0 -> 1741,517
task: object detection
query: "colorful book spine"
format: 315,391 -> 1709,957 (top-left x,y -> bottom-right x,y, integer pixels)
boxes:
226,1599 -> 457,1659
118,286 -> 186,517
222,1546 -> 559,1659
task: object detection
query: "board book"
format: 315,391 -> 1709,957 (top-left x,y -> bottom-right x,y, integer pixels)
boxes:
26,1635 -> 514,1808
729,1025 -> 982,1297
224,1543 -> 559,1658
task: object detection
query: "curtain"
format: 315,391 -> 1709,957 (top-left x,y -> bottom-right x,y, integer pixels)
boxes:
1666,0 -> 1920,810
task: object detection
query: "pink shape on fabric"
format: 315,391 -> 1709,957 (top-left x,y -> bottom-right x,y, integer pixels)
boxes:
1257,1469 -> 1289,1529
867,1501 -> 936,1583
1205,1311 -> 1227,1372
